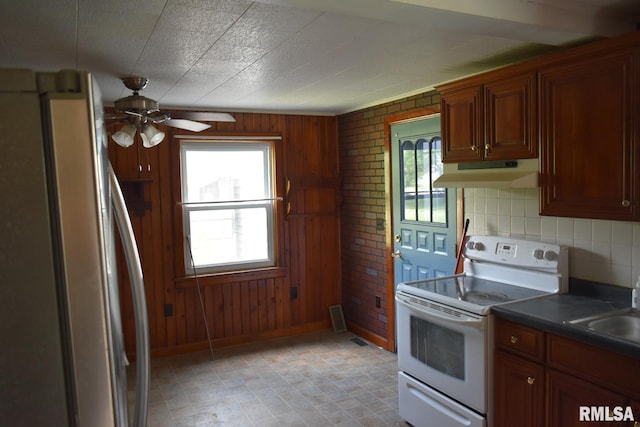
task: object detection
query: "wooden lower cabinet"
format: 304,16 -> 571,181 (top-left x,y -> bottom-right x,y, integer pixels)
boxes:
629,400 -> 640,427
494,316 -> 640,427
494,349 -> 544,427
546,369 -> 628,427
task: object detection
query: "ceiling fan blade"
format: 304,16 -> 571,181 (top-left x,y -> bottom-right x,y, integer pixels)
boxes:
163,119 -> 211,132
173,111 -> 236,122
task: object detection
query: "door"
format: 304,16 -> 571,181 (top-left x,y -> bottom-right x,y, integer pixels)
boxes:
539,47 -> 639,221
546,369 -> 628,427
494,350 -> 544,427
391,116 -> 457,286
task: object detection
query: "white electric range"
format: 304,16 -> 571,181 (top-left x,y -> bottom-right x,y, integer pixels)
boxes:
396,235 -> 568,427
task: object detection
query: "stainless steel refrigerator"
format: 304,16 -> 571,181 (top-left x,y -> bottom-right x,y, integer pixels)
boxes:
0,69 -> 149,426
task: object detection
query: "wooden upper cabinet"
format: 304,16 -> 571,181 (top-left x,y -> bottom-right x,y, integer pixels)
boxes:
484,72 -> 537,160
440,84 -> 483,162
539,42 -> 640,220
438,69 -> 537,163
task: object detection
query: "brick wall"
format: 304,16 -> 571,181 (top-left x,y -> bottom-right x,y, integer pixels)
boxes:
337,90 -> 440,343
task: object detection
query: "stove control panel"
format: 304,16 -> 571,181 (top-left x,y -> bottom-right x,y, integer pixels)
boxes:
463,235 -> 567,272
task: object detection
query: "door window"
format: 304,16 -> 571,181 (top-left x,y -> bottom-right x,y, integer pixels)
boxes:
401,136 -> 445,223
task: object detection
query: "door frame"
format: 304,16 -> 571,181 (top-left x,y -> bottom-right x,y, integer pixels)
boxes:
383,106 -> 464,352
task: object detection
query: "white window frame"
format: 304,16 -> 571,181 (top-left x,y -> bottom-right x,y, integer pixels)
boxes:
180,140 -> 276,274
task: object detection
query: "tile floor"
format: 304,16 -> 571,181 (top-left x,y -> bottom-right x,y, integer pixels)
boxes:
129,330 -> 406,426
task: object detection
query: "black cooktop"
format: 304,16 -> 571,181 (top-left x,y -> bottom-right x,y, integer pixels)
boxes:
398,274 -> 547,310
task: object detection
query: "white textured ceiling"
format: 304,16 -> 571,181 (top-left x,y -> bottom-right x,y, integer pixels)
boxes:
0,0 -> 639,115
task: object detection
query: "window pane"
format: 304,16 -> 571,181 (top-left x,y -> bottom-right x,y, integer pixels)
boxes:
183,147 -> 269,202
401,140 -> 416,221
416,139 -> 431,222
431,137 -> 446,224
187,207 -> 271,268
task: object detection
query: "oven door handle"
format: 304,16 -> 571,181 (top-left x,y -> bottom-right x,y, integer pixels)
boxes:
396,295 -> 485,329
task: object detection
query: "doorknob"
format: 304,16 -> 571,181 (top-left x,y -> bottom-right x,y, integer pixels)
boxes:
391,250 -> 402,258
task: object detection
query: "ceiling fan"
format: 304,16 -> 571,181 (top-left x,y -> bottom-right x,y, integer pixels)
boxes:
108,76 -> 235,148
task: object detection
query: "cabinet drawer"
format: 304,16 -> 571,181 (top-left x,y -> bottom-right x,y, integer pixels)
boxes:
495,317 -> 544,362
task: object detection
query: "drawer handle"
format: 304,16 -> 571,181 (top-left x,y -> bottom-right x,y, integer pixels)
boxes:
527,377 -> 535,385
510,336 -> 519,344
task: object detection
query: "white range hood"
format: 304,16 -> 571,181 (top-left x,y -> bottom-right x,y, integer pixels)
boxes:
434,158 -> 539,188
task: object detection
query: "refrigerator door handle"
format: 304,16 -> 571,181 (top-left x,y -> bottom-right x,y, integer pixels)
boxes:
109,165 -> 149,427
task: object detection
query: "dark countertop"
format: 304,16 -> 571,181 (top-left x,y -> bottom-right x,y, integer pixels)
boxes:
491,280 -> 640,360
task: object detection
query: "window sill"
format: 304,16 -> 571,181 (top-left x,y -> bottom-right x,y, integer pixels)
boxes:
174,266 -> 289,288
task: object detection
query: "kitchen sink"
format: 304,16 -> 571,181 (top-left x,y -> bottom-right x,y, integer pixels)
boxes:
566,309 -> 640,343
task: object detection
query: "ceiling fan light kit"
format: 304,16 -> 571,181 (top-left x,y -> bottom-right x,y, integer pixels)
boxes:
141,125 -> 165,148
108,76 -> 235,149
111,123 -> 136,147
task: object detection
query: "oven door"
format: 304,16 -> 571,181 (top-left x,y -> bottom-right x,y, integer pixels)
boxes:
396,291 -> 487,414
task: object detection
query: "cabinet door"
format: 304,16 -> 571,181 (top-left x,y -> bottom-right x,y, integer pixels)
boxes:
484,73 -> 537,160
629,400 -> 640,427
539,48 -> 640,220
494,349 -> 544,427
440,85 -> 483,162
546,369 -> 628,427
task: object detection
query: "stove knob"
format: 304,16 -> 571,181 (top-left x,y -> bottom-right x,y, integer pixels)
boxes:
533,249 -> 544,260
465,241 -> 475,250
474,242 -> 484,251
543,250 -> 557,261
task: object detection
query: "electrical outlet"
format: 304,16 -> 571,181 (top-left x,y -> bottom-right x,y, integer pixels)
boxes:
164,304 -> 173,317
375,296 -> 381,308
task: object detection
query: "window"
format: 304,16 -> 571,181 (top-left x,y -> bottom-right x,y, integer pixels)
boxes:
400,135 -> 446,223
180,140 -> 276,274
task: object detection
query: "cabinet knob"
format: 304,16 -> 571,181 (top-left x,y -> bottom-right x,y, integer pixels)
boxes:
485,144 -> 491,151
470,145 -> 477,151
622,200 -> 631,207
527,377 -> 535,385
510,336 -> 519,344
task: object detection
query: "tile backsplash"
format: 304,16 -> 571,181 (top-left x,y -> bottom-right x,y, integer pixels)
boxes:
463,188 -> 640,288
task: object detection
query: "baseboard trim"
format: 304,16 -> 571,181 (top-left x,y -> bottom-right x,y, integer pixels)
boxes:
346,321 -> 394,351
145,321 -> 332,359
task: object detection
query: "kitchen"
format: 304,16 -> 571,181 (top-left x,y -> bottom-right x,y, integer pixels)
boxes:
2,1 -> 640,426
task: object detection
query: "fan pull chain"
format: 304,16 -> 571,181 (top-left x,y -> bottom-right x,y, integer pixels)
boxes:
145,147 -> 151,173
134,137 -> 152,173
136,139 -> 143,173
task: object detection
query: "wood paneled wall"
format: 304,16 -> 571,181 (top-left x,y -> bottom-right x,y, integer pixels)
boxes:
108,112 -> 340,357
